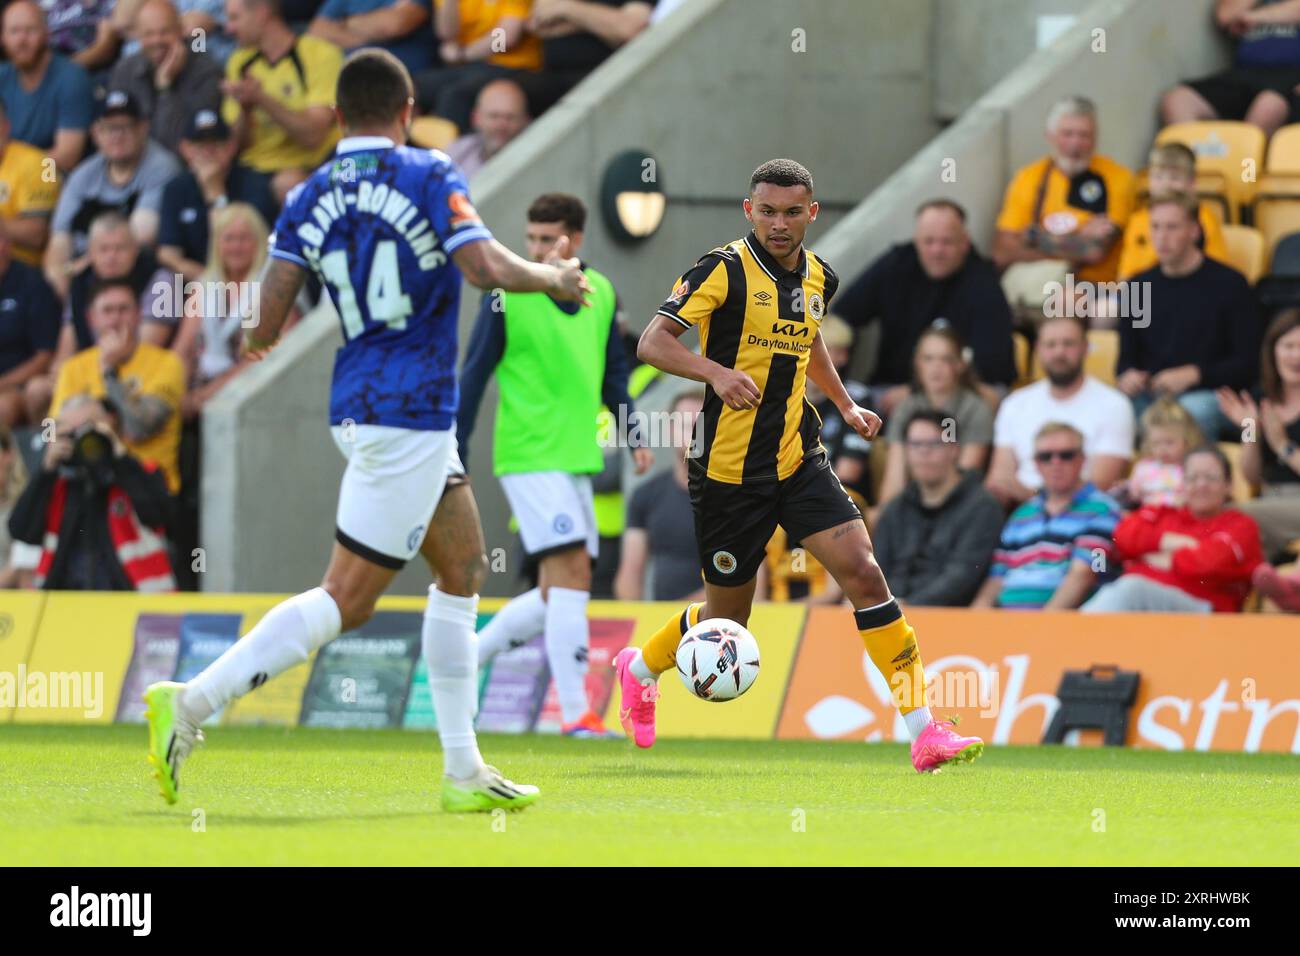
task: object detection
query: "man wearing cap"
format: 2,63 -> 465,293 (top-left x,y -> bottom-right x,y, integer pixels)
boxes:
42,88 -> 180,300
108,0 -> 224,154
157,108 -> 277,282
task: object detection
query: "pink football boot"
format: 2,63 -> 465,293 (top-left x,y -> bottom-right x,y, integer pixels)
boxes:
613,648 -> 658,748
911,718 -> 984,773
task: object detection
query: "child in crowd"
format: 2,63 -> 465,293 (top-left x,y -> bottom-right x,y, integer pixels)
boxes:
1112,398 -> 1202,509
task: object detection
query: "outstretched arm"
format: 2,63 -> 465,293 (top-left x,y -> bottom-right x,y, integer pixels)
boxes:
452,237 -> 590,302
244,257 -> 308,353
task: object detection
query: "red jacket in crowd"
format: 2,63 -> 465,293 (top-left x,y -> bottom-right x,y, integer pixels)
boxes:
1112,505 -> 1263,612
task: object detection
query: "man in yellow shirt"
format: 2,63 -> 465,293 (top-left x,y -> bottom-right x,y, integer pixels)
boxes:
0,100 -> 59,266
50,277 -> 184,493
1118,142 -> 1229,281
994,95 -> 1135,321
221,0 -> 343,204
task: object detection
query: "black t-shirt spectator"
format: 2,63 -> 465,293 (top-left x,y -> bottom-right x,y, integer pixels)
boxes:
1119,259 -> 1261,389
0,260 -> 60,375
67,250 -> 164,351
834,242 -> 1015,387
158,167 -> 278,267
544,0 -> 656,71
625,469 -> 700,600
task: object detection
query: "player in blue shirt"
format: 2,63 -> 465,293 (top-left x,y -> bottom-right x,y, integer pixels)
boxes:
143,49 -> 589,813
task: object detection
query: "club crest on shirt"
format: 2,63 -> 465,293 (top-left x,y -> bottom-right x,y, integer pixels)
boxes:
668,279 -> 690,304
808,292 -> 824,320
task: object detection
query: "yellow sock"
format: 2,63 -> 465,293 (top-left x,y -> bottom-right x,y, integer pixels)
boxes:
641,602 -> 704,675
856,600 -> 927,714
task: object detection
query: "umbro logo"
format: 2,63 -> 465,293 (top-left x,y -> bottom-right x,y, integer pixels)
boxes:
753,290 -> 772,305
892,641 -> 916,664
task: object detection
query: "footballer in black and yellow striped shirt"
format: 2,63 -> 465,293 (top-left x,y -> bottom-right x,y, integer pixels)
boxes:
618,160 -> 985,772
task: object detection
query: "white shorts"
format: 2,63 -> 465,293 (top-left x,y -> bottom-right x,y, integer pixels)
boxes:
331,424 -> 455,567
499,471 -> 598,560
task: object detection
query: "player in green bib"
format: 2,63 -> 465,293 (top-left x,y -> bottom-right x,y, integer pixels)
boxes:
458,194 -> 652,736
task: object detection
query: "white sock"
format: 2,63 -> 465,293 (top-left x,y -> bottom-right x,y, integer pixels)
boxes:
184,587 -> 341,722
629,649 -> 656,684
424,586 -> 485,779
903,706 -> 935,740
476,587 -> 546,665
544,586 -> 591,724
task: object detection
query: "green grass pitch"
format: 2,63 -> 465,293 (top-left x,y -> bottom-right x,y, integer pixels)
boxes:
2,724 -> 1297,866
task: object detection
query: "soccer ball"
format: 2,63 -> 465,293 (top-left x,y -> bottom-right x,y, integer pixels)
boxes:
675,618 -> 760,702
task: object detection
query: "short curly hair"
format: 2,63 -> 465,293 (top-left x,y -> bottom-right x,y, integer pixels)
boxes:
750,158 -> 813,195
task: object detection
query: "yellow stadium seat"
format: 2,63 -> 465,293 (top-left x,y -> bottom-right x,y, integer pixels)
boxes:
1217,441 -> 1258,504
408,116 -> 460,150
1084,329 -> 1118,385
1220,224 -> 1265,284
1255,201 -> 1300,267
1155,121 -> 1267,223
1012,331 -> 1038,387
1266,124 -> 1300,174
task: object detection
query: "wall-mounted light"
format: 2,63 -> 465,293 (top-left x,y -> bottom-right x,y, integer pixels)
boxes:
601,150 -> 665,245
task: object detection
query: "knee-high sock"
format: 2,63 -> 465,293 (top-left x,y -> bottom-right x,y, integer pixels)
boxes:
632,602 -> 704,682
856,598 -> 933,739
424,586 -> 484,779
184,587 -> 341,722
476,587 -> 546,665
544,586 -> 591,724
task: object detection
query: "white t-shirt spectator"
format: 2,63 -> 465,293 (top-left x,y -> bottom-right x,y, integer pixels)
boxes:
993,375 -> 1135,490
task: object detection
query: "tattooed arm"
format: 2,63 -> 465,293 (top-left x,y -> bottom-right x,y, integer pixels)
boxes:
244,257 -> 308,353
102,375 -> 174,443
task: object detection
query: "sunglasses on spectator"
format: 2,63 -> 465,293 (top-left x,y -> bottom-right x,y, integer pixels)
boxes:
1034,448 -> 1082,463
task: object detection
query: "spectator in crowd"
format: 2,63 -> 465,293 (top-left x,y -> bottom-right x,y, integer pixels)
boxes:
49,277 -> 184,493
876,324 -> 993,511
974,421 -> 1122,610
6,393 -> 175,590
413,0 -> 540,132
442,77 -> 531,180
0,421 -> 32,587
1218,308 -> 1300,559
872,408 -> 1004,607
27,213 -> 173,419
308,0 -> 431,77
0,233 -> 60,427
1117,192 -> 1260,442
113,0 -> 238,66
221,0 -> 343,204
1117,143 -> 1228,282
1162,0 -> 1300,135
1110,397 -> 1202,511
993,95 -> 1135,318
987,315 -> 1134,507
41,0 -> 122,71
614,388 -> 704,602
43,89 -> 181,298
1083,445 -> 1262,613
0,98 -> 60,267
157,108 -> 277,283
833,199 -> 1014,415
806,316 -> 873,507
525,0 -> 654,114
108,0 -> 225,154
0,1 -> 93,172
172,202 -> 271,418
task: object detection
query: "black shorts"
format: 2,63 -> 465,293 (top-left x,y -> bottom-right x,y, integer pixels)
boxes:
1185,66 -> 1300,122
688,451 -> 863,586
